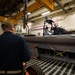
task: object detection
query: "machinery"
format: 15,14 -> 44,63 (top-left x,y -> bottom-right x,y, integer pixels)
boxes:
22,17 -> 75,75
18,16 -> 75,75
43,17 -> 71,36
20,13 -> 75,74
20,1 -> 75,74
24,35 -> 75,75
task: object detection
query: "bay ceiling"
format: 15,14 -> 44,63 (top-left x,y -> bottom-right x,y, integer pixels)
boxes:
0,0 -> 75,24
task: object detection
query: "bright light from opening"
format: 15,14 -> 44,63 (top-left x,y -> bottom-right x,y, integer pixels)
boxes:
41,11 -> 50,16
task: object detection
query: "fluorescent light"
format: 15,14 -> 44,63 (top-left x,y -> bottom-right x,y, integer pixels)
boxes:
41,11 -> 50,16
27,12 -> 31,15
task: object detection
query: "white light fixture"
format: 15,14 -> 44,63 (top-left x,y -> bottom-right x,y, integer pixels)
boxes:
41,11 -> 50,16
27,12 -> 31,15
28,22 -> 32,26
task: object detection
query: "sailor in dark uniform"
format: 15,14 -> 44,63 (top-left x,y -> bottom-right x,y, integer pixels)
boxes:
0,21 -> 31,75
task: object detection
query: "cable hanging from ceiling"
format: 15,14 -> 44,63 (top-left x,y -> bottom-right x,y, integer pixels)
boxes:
23,0 -> 29,29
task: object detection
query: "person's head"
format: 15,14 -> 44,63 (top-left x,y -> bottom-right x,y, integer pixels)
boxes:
1,21 -> 14,33
54,22 -> 58,27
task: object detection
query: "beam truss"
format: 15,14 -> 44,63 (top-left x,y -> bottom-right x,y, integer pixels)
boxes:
1,0 -> 54,24
10,0 -> 54,20
0,16 -> 18,24
35,0 -> 54,11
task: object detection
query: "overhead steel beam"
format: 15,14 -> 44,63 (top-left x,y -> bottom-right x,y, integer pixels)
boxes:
11,0 -> 54,20
54,0 -> 67,13
0,16 -> 18,24
35,0 -> 54,11
11,2 -> 42,19
41,0 -> 54,11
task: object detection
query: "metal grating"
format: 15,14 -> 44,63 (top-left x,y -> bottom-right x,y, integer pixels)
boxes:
27,57 -> 75,75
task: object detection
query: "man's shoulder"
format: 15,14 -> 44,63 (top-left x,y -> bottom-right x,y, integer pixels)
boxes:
14,34 -> 22,38
14,34 -> 24,40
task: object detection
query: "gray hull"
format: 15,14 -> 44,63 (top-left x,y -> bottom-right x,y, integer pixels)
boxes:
24,35 -> 75,63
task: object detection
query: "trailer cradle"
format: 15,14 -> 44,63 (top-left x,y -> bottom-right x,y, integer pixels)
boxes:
24,35 -> 75,64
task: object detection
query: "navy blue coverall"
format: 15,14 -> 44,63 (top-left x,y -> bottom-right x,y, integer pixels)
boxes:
0,31 -> 31,75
